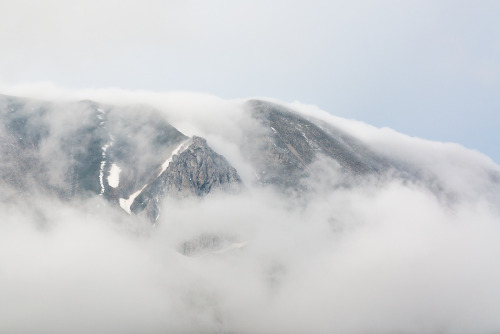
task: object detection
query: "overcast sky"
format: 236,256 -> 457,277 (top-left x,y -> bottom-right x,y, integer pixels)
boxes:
1,0 -> 499,163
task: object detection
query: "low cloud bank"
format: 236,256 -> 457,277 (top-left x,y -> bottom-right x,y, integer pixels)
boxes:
1,183 -> 499,333
1,84 -> 499,333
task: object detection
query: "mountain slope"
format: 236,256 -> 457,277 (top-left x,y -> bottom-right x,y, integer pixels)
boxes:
1,93 -> 499,223
242,99 -> 393,190
130,136 -> 242,222
0,94 -> 242,221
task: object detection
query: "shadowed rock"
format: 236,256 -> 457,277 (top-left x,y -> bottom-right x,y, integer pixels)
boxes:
131,136 -> 242,222
243,99 -> 391,190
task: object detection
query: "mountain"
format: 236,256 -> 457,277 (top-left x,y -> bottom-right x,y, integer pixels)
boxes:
2,92 -> 500,334
0,94 -> 241,222
242,99 -> 394,190
1,94 -> 499,223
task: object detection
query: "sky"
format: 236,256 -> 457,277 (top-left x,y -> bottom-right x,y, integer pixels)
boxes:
0,0 -> 499,163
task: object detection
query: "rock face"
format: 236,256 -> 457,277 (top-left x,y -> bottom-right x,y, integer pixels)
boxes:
0,95 -> 51,194
243,99 -> 392,189
131,136 -> 242,222
0,94 -> 397,221
0,94 -> 242,222
7,93 -> 490,224
161,136 -> 242,197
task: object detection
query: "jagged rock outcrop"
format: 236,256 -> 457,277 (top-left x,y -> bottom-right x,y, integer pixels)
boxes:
131,136 -> 242,221
162,136 -> 242,197
243,99 -> 391,189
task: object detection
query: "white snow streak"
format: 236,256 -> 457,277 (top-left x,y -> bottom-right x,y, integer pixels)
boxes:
99,144 -> 109,195
118,139 -> 191,214
119,185 -> 147,214
158,139 -> 190,177
211,241 -> 248,255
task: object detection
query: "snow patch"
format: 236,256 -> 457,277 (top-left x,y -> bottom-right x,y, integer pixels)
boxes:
107,164 -> 121,188
119,185 -> 147,214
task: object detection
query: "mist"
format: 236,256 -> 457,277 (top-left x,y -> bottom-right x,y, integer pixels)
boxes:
1,86 -> 500,333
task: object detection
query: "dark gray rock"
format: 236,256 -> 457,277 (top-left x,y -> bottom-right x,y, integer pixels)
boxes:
243,99 -> 392,190
131,136 -> 242,221
161,136 -> 241,197
0,95 -> 191,200
0,95 -> 56,194
178,233 -> 225,257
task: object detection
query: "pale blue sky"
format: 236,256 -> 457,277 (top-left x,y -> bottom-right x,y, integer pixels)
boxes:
1,0 -> 499,163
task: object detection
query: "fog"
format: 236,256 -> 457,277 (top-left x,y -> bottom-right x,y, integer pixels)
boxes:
1,86 -> 500,333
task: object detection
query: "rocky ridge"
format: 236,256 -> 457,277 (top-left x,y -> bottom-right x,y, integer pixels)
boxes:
0,94 -> 242,222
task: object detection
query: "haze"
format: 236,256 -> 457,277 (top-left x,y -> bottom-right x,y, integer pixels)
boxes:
0,90 -> 499,333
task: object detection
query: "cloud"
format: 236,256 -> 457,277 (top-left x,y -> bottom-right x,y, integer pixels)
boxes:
0,85 -> 499,333
1,182 -> 500,333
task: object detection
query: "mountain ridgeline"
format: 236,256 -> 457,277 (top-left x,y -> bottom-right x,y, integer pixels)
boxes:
0,95 -> 245,222
2,94 -> 497,223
